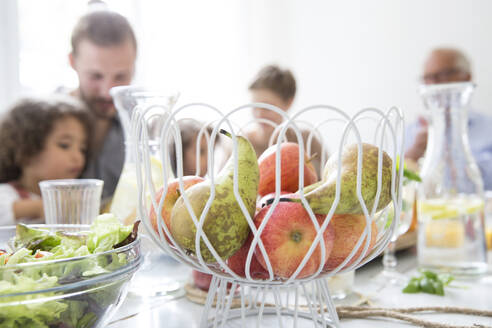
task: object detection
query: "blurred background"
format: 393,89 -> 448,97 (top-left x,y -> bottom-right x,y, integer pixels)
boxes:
1,0 -> 491,129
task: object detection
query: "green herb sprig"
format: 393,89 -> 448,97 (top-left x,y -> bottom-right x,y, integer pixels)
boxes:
403,168 -> 422,182
402,270 -> 454,296
396,156 -> 422,183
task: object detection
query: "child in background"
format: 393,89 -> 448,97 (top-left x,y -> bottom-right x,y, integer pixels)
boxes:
169,120 -> 214,178
247,65 -> 325,173
0,96 -> 93,225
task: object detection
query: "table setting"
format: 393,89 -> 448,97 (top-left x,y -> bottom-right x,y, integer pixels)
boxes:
107,248 -> 492,328
108,82 -> 492,327
2,82 -> 492,328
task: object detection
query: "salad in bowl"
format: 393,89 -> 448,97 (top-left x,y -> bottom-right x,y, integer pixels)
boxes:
0,214 -> 142,328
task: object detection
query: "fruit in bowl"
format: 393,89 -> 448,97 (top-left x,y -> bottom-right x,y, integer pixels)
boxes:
253,195 -> 335,279
294,143 -> 392,215
258,142 -> 318,197
149,176 -> 205,242
0,214 -> 141,328
192,270 -> 236,291
257,191 -> 290,210
227,234 -> 269,280
170,130 -> 259,262
323,214 -> 377,271
192,270 -> 213,291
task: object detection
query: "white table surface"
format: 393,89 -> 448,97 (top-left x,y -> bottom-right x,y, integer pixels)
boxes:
107,248 -> 492,327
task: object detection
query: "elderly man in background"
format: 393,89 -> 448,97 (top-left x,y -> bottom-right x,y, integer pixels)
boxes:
68,10 -> 137,202
405,47 -> 492,190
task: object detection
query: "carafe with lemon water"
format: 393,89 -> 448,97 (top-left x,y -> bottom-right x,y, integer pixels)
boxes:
110,86 -> 178,225
110,87 -> 192,299
417,82 -> 487,275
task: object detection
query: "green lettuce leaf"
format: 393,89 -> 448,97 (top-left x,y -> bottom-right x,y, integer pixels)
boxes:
87,214 -> 133,253
14,224 -> 61,252
5,248 -> 35,265
0,214 -> 138,328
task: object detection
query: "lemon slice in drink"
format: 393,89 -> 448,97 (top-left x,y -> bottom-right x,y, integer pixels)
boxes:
420,197 -> 484,220
148,156 -> 164,184
422,197 -> 484,248
460,197 -> 485,214
425,220 -> 465,247
110,156 -> 165,225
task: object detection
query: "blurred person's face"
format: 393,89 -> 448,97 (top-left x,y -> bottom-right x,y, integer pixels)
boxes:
26,117 -> 87,181
70,39 -> 136,119
422,52 -> 471,85
251,89 -> 293,130
183,136 -> 209,177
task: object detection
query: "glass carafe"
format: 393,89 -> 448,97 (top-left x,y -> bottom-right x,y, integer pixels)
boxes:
417,82 -> 487,275
110,86 -> 178,225
110,86 -> 191,300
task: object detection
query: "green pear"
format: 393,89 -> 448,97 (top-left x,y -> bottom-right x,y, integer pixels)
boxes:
170,129 -> 259,262
297,143 -> 393,215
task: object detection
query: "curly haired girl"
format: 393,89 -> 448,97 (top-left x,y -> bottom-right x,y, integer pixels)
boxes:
0,96 -> 93,225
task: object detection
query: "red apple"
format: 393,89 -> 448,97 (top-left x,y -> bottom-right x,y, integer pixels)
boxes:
192,270 -> 213,291
192,270 -> 235,291
227,233 -> 270,279
149,176 -> 204,242
253,196 -> 335,279
323,214 -> 377,272
258,143 -> 318,197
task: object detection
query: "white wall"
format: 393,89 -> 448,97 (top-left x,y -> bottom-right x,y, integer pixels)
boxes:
229,0 -> 492,151
134,1 -> 247,110
0,0 -> 20,113
3,0 -> 492,132
265,0 -> 492,122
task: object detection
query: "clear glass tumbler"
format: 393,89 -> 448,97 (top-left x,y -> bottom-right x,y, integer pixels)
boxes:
39,179 -> 103,225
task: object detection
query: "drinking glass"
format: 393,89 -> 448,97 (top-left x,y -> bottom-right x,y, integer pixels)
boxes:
370,180 -> 416,288
40,179 -> 103,225
381,181 -> 416,282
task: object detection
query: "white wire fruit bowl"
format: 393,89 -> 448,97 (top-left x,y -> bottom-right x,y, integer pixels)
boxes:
129,100 -> 404,327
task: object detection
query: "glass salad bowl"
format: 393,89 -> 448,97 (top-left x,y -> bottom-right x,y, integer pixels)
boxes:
0,221 -> 142,328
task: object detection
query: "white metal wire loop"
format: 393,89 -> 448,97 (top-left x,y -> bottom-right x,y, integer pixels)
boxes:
130,101 -> 404,327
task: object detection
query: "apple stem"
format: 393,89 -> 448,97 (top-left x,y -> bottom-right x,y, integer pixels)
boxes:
219,129 -> 232,138
306,153 -> 318,164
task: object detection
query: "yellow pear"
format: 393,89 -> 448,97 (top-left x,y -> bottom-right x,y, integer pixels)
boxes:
170,130 -> 259,262
298,143 -> 393,215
